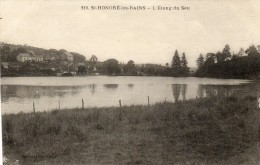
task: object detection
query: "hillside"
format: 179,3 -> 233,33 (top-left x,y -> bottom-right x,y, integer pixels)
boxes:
0,42 -> 86,62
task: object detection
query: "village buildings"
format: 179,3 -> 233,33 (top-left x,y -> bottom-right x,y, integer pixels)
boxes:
16,51 -> 43,62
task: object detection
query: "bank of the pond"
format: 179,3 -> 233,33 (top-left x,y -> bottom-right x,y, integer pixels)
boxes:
2,95 -> 260,165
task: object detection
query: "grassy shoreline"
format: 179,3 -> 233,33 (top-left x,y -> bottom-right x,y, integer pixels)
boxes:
2,95 -> 260,165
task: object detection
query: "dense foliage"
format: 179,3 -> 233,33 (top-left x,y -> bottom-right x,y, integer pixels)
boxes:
195,45 -> 260,79
170,50 -> 190,76
103,59 -> 121,75
1,42 -> 260,79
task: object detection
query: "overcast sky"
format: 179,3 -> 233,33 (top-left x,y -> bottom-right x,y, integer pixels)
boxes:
1,0 -> 260,67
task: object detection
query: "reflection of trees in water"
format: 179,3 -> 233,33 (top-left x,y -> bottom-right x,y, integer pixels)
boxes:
172,84 -> 181,102
103,84 -> 118,89
181,84 -> 187,100
88,84 -> 97,94
1,85 -> 16,102
128,84 -> 134,88
70,86 -> 83,95
170,83 -> 258,102
197,85 -> 235,98
197,84 -> 258,98
197,85 -> 204,98
171,84 -> 187,102
1,85 -> 85,101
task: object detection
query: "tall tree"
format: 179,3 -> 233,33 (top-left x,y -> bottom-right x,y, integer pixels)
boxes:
124,60 -> 136,75
257,45 -> 260,53
246,45 -> 259,57
181,52 -> 189,75
181,52 -> 188,68
0,45 -> 11,61
204,53 -> 215,66
171,50 -> 182,76
238,48 -> 245,57
196,54 -> 204,69
104,59 -> 121,75
171,50 -> 181,68
222,44 -> 231,61
215,51 -> 224,63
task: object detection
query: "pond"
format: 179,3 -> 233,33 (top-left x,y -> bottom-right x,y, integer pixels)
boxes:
1,76 -> 257,114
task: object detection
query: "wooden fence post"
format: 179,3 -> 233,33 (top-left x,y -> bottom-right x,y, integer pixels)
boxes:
148,96 -> 150,105
119,99 -> 122,121
59,100 -> 60,110
82,99 -> 84,110
33,101 -> 35,113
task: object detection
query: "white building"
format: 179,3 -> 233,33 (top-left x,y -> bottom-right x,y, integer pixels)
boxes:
64,52 -> 74,62
16,53 -> 43,62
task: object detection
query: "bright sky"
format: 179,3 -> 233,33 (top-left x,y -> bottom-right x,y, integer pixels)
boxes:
1,0 -> 260,67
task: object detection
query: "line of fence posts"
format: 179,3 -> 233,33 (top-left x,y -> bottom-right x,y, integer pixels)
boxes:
32,96 -> 170,114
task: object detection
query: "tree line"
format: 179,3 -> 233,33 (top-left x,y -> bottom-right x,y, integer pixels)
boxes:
170,50 -> 189,76
195,44 -> 260,79
102,49 -> 190,76
1,42 -> 259,78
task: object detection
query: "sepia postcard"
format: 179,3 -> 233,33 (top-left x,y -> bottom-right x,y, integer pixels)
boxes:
0,0 -> 260,164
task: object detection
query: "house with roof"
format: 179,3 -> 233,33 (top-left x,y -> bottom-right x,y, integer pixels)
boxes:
63,52 -> 74,62
1,62 -> 9,69
16,51 -> 43,62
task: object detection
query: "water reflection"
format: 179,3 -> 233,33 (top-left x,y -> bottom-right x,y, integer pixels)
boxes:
197,85 -> 204,98
88,84 -> 96,94
1,77 -> 258,114
172,84 -> 181,102
170,83 -> 259,103
103,84 -> 118,89
181,84 -> 187,101
1,85 -> 85,102
197,84 -> 259,98
128,84 -> 134,88
171,84 -> 187,102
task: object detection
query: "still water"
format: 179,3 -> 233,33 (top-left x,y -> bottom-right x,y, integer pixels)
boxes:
0,76 -> 255,114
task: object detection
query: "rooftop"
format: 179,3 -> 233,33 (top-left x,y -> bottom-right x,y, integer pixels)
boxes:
64,52 -> 73,57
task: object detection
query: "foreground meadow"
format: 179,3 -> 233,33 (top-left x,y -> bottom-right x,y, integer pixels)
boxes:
2,92 -> 260,165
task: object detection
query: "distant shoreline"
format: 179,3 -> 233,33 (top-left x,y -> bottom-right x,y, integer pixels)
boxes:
1,74 -> 257,80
